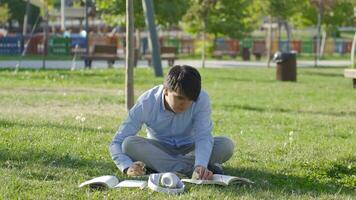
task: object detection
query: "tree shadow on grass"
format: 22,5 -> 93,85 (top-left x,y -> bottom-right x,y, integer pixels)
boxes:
212,76 -> 276,84
0,147 -> 118,180
299,71 -> 344,78
222,165 -> 355,197
222,104 -> 356,118
0,118 -> 115,134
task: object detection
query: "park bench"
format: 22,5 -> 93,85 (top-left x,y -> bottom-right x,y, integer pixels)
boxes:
213,50 -> 238,59
81,44 -> 120,68
252,40 -> 266,61
344,69 -> 356,88
143,46 -> 177,67
213,39 -> 239,59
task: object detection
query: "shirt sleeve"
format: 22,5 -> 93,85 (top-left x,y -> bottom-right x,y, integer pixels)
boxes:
193,92 -> 214,168
109,101 -> 146,172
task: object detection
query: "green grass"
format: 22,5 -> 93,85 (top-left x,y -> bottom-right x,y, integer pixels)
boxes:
0,67 -> 355,199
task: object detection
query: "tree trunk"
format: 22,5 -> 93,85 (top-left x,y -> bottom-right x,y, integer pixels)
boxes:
142,0 -> 163,76
134,28 -> 140,67
278,18 -> 281,51
315,0 -> 323,67
42,9 -> 49,70
23,0 -> 31,36
284,21 -> 291,52
267,15 -> 272,68
125,0 -> 135,110
201,18 -> 207,69
61,0 -> 66,31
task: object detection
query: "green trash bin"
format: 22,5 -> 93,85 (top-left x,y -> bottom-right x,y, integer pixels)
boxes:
49,37 -> 70,56
164,38 -> 180,53
241,38 -> 252,49
241,39 -> 252,60
301,40 -> 313,54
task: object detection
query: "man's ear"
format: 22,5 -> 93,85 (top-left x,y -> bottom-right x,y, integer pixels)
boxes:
163,89 -> 168,96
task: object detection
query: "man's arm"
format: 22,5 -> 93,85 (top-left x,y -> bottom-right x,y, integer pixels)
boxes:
193,92 -> 214,170
109,102 -> 146,172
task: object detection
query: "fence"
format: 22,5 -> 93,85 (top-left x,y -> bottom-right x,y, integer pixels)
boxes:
0,35 -> 353,57
0,36 -> 22,55
48,36 -> 71,55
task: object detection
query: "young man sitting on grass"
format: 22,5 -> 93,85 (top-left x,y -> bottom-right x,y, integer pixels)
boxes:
109,65 -> 234,180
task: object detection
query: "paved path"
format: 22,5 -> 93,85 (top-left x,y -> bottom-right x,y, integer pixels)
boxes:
0,59 -> 351,69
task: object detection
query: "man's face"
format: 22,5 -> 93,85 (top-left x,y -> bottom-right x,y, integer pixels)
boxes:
164,89 -> 193,113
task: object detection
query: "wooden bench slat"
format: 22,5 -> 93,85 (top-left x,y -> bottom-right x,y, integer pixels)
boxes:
143,46 -> 177,67
81,44 -> 119,68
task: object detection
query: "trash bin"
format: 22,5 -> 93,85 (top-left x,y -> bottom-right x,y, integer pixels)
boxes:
273,51 -> 297,82
242,47 -> 250,61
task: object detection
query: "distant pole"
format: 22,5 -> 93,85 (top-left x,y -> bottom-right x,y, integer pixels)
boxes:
85,0 -> 90,68
23,0 -> 30,36
315,0 -> 323,67
142,0 -> 163,77
125,0 -> 135,110
42,8 -> 49,70
351,32 -> 356,68
267,15 -> 272,68
61,0 -> 65,31
351,8 -> 356,68
201,19 -> 206,69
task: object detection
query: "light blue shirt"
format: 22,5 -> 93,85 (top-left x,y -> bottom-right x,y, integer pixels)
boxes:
109,85 -> 213,172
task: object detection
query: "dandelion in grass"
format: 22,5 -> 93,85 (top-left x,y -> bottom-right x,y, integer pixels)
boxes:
97,126 -> 103,133
289,131 -> 294,143
75,113 -> 86,132
239,130 -> 244,135
284,131 -> 295,148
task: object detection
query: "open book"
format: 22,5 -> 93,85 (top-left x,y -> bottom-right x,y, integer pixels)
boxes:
181,174 -> 254,186
79,175 -> 147,190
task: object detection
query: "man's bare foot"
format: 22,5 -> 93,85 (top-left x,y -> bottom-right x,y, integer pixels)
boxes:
126,161 -> 146,176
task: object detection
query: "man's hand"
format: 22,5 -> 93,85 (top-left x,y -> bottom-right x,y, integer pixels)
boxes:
192,165 -> 213,180
126,161 -> 146,176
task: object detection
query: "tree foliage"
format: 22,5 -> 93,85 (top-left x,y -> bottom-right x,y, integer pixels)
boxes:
294,0 -> 356,34
183,0 -> 254,39
95,0 -> 190,28
0,0 -> 41,27
0,4 -> 10,24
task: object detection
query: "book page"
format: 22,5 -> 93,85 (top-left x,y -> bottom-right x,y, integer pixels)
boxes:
181,178 -> 227,186
115,180 -> 147,189
212,175 -> 234,184
182,175 -> 253,186
79,175 -> 119,189
213,175 -> 254,184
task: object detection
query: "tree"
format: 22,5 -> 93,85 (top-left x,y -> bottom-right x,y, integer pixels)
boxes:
0,0 -> 41,30
252,0 -> 302,50
125,0 -> 134,110
293,0 -> 356,36
0,4 -> 10,25
183,0 -> 217,68
95,0 -> 190,28
183,0 -> 254,67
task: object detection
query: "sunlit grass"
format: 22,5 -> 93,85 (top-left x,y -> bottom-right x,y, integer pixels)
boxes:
0,67 -> 355,199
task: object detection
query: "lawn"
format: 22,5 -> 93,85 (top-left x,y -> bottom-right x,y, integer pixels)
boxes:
0,67 -> 355,199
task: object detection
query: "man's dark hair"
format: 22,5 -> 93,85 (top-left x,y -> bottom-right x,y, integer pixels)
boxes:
164,65 -> 201,101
